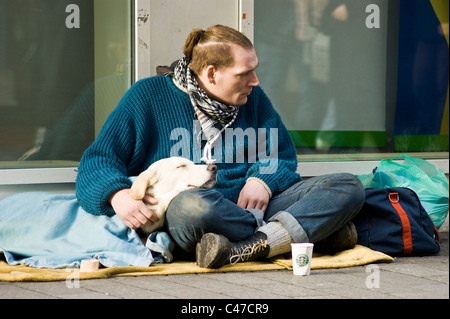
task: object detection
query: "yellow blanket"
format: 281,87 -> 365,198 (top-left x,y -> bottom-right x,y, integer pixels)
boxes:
0,245 -> 393,282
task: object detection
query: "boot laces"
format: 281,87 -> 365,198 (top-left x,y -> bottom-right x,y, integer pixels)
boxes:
230,239 -> 268,265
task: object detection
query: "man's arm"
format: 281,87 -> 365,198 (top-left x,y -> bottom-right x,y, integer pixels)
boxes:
76,81 -> 159,228
237,87 -> 301,211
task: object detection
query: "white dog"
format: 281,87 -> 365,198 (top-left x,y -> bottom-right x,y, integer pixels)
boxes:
129,157 -> 217,234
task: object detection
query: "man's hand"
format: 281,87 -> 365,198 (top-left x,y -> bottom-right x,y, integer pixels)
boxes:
237,179 -> 270,213
110,189 -> 159,229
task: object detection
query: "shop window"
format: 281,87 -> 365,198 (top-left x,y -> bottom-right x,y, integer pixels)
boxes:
0,0 -> 133,168
1,0 -> 447,175
254,0 -> 449,160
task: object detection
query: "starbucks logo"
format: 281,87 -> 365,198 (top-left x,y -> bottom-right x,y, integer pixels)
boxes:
295,254 -> 309,267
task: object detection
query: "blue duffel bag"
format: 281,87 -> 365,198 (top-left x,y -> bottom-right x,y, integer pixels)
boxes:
353,187 -> 440,256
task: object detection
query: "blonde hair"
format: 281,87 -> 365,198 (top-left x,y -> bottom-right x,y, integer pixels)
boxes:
183,25 -> 253,75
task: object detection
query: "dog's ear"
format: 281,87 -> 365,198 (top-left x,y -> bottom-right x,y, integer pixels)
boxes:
129,169 -> 159,200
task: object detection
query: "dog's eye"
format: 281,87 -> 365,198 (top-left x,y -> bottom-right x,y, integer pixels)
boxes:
177,164 -> 187,169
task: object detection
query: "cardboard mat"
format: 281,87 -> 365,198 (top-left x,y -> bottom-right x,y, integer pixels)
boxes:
0,245 -> 393,282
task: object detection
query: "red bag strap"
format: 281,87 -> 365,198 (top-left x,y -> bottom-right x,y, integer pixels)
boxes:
389,193 -> 413,255
433,224 -> 440,243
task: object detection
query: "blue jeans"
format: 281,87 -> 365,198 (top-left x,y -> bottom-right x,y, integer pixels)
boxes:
165,173 -> 365,254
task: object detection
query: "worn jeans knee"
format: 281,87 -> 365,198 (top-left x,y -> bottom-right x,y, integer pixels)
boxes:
165,188 -> 257,254
265,173 -> 365,243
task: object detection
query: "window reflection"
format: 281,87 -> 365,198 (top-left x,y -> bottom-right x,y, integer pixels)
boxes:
254,0 -> 448,156
0,0 -> 132,166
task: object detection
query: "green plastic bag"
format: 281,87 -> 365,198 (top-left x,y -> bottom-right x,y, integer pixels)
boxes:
358,155 -> 449,230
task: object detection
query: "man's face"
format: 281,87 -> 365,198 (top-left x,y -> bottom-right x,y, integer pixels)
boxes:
210,45 -> 260,106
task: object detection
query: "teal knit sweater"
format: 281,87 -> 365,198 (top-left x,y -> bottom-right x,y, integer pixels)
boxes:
76,75 -> 301,217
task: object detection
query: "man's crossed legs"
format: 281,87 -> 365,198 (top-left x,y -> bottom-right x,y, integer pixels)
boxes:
166,173 -> 365,268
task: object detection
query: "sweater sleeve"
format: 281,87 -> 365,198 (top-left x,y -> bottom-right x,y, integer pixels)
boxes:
76,82 -> 150,216
244,88 -> 301,197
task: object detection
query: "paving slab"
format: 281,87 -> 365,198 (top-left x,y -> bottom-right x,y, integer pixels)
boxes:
1,232 -> 448,303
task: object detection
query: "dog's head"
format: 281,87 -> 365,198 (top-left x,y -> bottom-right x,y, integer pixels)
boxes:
129,157 -> 217,200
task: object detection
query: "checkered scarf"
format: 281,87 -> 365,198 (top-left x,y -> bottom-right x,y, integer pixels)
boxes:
173,57 -> 239,164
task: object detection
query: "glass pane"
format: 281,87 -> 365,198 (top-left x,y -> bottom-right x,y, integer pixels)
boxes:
254,0 -> 449,159
148,0 -> 239,77
0,0 -> 132,168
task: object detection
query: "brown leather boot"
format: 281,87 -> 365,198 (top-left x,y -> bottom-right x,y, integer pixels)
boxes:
314,222 -> 358,254
196,232 -> 269,269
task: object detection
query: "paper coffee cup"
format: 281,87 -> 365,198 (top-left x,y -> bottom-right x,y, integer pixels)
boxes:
291,243 -> 314,276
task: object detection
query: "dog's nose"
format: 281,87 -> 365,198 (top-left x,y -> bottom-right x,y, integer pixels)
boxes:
207,165 -> 217,173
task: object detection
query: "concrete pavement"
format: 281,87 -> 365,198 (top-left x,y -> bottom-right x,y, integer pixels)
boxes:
1,232 -> 447,301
